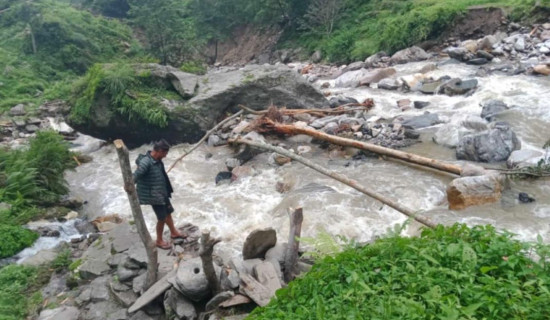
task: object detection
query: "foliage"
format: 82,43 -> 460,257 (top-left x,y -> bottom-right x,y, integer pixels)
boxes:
300,0 -> 343,37
50,249 -> 72,272
0,264 -> 50,320
70,63 -> 174,127
180,60 -> 207,75
249,224 -> 550,319
0,224 -> 39,259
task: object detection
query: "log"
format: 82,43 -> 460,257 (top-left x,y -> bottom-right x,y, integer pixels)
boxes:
237,103 -> 373,117
254,120 -> 462,176
284,207 -> 303,283
199,231 -> 222,295
230,137 -> 436,229
166,110 -> 244,173
114,139 -> 158,289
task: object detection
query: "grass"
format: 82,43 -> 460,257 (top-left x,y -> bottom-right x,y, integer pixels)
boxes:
249,223 -> 550,319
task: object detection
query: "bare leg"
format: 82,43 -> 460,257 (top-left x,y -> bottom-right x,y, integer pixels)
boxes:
156,219 -> 167,245
165,214 -> 185,238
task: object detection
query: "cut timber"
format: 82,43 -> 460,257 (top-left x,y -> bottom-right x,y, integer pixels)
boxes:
252,119 -> 462,176
114,139 -> 158,290
127,269 -> 176,314
284,208 -> 303,282
230,137 -> 436,229
167,110 -> 244,173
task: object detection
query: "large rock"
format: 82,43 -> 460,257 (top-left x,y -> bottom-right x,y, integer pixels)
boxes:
68,64 -> 328,148
506,149 -> 544,168
358,68 -> 396,87
401,113 -> 442,129
334,68 -> 373,88
390,46 -> 430,65
172,257 -> 220,301
447,172 -> 504,210
438,78 -> 478,96
480,100 -> 508,121
533,64 -> 550,76
38,306 -> 79,320
456,122 -> 521,162
164,287 -> 197,320
242,228 -> 277,260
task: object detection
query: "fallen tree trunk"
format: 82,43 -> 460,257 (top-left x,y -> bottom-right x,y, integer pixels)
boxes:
114,139 -> 158,290
252,119 -> 462,176
167,110 -> 244,173
230,137 -> 436,229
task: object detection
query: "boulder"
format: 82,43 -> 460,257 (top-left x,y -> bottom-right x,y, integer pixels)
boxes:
445,47 -> 472,62
342,61 -> 367,73
358,68 -> 396,87
334,69 -> 372,88
9,104 -> 26,116
364,51 -> 388,67
438,78 -> 478,96
78,235 -> 112,280
477,35 -> 498,51
401,113 -> 442,129
390,46 -> 430,65
172,257 -> 219,301
329,96 -> 358,108
506,149 -> 544,168
377,78 -> 399,90
480,100 -> 508,121
242,228 -> 277,260
38,306 -> 79,320
447,172 -> 504,210
164,287 -> 197,320
456,122 -> 521,162
311,50 -> 322,63
533,64 -> 550,76
68,64 -> 329,148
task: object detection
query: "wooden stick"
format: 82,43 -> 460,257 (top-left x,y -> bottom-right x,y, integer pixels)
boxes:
284,207 -> 303,283
230,137 -> 436,229
114,139 -> 158,289
166,110 -> 243,173
257,120 -> 462,176
199,231 -> 222,295
237,104 -> 372,116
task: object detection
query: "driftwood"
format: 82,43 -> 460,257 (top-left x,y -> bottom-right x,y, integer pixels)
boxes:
284,207 -> 303,283
230,137 -> 436,229
237,101 -> 374,118
166,110 -> 244,173
251,119 -> 462,176
114,140 -> 158,289
199,231 -> 222,295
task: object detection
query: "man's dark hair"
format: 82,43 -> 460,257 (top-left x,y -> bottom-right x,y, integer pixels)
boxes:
153,139 -> 171,151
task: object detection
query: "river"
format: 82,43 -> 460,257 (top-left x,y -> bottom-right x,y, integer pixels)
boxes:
61,58 -> 550,259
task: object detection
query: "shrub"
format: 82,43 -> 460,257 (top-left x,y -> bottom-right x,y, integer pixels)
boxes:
249,224 -> 550,319
0,224 -> 39,259
0,264 -> 46,320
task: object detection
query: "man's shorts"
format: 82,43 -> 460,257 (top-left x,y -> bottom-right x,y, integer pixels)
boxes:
152,199 -> 174,221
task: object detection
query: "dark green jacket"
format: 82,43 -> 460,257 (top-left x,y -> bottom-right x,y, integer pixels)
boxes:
133,151 -> 173,205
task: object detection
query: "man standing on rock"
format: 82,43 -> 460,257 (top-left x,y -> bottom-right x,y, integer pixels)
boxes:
133,139 -> 186,249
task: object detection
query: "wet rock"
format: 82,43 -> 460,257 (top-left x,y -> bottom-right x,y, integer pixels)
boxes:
447,172 -> 504,210
231,165 -> 254,182
225,158 -> 241,171
476,50 -> 494,61
506,149 -> 544,168
478,35 -> 498,51
456,122 -> 521,162
9,104 -> 26,116
438,78 -> 478,96
466,58 -> 489,65
445,47 -> 472,62
358,68 -> 396,87
390,46 -> 430,64
364,51 -> 388,67
329,96 -> 358,108
518,192 -> 535,203
220,266 -> 241,290
400,73 -> 428,91
419,80 -> 443,94
413,101 -> 430,109
377,78 -> 399,90
481,99 -> 508,121
533,64 -> 550,76
460,163 -> 486,177
215,171 -> 232,185
110,282 -> 138,308
164,287 -> 197,320
311,50 -> 322,63
173,257 -> 219,301
397,99 -> 411,110
402,113 -> 442,129
242,228 -> 277,260
343,61 -> 366,72
38,306 -> 79,320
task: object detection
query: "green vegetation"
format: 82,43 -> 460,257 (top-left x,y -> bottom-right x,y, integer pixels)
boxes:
0,264 -> 47,320
249,224 -> 550,319
70,63 -> 179,127
0,225 -> 39,259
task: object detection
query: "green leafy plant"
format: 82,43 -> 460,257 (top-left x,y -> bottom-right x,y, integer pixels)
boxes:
50,249 -> 72,272
249,224 -> 550,319
0,224 -> 39,259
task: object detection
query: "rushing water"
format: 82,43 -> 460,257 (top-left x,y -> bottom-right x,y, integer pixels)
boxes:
64,59 -> 550,259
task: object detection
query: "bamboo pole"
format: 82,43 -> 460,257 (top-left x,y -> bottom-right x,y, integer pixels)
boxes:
284,207 -> 304,282
257,120 -> 462,176
230,137 -> 436,229
199,231 -> 222,295
114,139 -> 158,289
166,110 -> 244,173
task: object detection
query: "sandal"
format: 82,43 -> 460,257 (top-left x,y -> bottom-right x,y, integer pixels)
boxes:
156,242 -> 172,250
170,233 -> 188,240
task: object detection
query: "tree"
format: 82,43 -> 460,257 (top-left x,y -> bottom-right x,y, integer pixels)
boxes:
301,0 -> 343,36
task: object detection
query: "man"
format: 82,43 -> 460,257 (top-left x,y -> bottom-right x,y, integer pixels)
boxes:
133,139 -> 186,249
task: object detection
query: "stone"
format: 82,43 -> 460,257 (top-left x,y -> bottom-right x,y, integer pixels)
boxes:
25,124 -> 39,132
128,270 -> 176,314
173,257 -> 218,301
117,264 -> 140,282
400,73 -> 427,91
110,282 -> 138,307
518,192 -> 535,203
390,46 -> 430,64
21,248 -> 59,267
438,78 -> 478,96
225,158 -> 241,171
81,300 -> 127,320
13,119 -> 26,127
413,101 -> 430,109
477,35 -> 498,51
456,122 -> 521,162
38,306 -> 79,320
476,50 -> 494,61
205,291 -> 235,311
342,61 -> 366,73
231,165 -> 254,182
329,96 -> 358,108
9,104 -> 26,116
110,223 -> 140,253
506,149 -> 544,168
239,274 -> 274,307
219,294 -> 252,308
78,235 -> 112,279
401,113 -> 442,129
358,68 -> 397,87
364,51 -> 388,67
90,276 -> 110,302
207,134 -> 222,147
132,273 -> 147,294
419,80 -> 443,94
462,40 -> 478,52
163,287 -> 197,320
215,171 -> 232,185
220,266 -> 241,290
334,69 -> 371,87
397,99 -> 411,110
253,262 -> 282,296
167,71 -> 199,99
128,311 -> 155,320
466,58 -> 489,65
68,64 -> 329,148
533,64 -> 550,76
242,228 -> 277,260
377,78 -> 399,90
481,99 -> 508,121
447,172 -> 504,210
311,50 -> 322,63
445,47 -> 472,62
265,243 -> 288,265
273,154 -> 291,166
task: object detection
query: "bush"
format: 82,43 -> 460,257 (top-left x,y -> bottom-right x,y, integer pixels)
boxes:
0,264 -> 46,320
249,224 -> 550,319
0,224 -> 39,259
